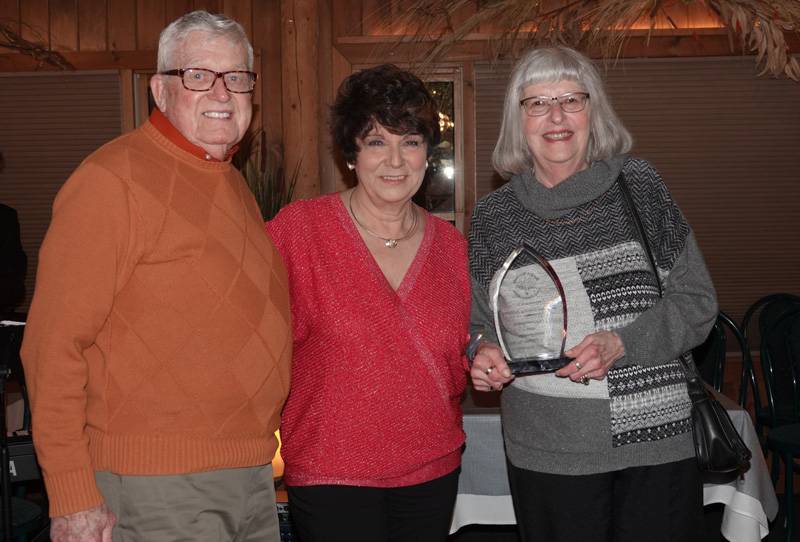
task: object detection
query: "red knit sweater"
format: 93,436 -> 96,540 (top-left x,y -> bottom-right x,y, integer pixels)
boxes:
267,194 -> 470,487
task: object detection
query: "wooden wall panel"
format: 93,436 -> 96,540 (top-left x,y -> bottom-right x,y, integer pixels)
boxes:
165,0 -> 195,25
331,0 -> 361,38
253,0 -> 282,148
108,0 -> 136,50
20,0 -> 49,46
450,1 -> 477,30
136,0 -> 165,50
281,0 -> 320,199
361,0 -> 387,36
0,1 -> 21,33
385,0 -> 407,35
223,0 -> 252,37
49,0 -> 78,51
192,0 -> 221,13
317,0 -> 335,194
78,0 -> 108,51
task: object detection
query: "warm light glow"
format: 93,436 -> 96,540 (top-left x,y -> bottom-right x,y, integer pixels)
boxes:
627,3 -> 725,30
438,111 -> 455,133
272,430 -> 284,479
444,165 -> 455,179
373,4 -> 726,38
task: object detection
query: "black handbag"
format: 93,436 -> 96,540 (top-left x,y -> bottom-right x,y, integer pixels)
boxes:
684,371 -> 751,473
616,173 -> 751,475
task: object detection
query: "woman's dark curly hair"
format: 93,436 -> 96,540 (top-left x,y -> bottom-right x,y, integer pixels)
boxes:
331,64 -> 441,164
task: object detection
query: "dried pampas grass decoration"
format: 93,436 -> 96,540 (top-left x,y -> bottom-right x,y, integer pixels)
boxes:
390,0 -> 800,81
0,22 -> 74,70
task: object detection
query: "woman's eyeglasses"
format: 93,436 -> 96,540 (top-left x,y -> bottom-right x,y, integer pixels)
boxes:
519,92 -> 590,117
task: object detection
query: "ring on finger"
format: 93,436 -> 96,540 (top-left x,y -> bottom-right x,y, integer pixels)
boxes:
485,366 -> 494,375
575,361 -> 582,370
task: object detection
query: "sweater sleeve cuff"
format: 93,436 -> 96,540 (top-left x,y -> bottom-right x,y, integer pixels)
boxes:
44,467 -> 105,518
614,326 -> 641,365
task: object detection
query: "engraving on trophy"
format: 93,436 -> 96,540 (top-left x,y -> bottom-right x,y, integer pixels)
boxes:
490,243 -> 572,376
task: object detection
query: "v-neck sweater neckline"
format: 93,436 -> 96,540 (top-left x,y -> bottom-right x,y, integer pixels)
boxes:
333,193 -> 435,300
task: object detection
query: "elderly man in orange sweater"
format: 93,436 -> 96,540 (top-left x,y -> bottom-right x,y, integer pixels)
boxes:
22,10 -> 291,542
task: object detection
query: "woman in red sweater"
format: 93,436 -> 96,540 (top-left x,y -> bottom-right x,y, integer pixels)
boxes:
266,64 -> 471,542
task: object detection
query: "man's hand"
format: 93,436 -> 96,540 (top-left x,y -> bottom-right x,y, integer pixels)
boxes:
50,504 -> 116,542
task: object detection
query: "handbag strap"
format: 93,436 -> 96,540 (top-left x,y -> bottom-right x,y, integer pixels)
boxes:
615,173 -> 696,379
615,174 -> 662,298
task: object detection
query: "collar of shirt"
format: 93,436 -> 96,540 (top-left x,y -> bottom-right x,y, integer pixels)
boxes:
149,108 -> 239,162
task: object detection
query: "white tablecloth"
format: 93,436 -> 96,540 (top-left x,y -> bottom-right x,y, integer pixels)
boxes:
453,393 -> 778,541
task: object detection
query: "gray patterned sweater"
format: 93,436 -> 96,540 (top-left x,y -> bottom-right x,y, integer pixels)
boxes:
469,156 -> 718,475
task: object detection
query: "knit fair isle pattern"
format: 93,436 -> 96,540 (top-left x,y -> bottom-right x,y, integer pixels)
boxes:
469,158 -> 692,447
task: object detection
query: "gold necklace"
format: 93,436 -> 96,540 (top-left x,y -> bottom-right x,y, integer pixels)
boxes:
348,191 -> 418,248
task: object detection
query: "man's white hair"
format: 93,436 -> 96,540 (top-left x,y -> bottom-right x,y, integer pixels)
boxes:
157,10 -> 254,72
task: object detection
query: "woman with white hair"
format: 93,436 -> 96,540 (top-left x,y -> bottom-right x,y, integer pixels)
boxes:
468,46 -> 717,541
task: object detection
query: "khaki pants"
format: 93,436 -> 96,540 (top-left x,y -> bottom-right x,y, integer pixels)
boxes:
96,465 -> 279,542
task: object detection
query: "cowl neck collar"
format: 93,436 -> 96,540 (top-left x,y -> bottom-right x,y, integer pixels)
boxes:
510,155 -> 626,219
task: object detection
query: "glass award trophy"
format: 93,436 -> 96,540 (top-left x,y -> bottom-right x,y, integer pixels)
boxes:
489,242 -> 572,376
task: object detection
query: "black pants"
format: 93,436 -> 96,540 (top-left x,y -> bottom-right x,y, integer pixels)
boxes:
507,458 -> 704,542
286,468 -> 459,542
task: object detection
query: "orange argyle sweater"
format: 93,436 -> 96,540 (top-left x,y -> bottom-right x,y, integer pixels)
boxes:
22,116 -> 291,517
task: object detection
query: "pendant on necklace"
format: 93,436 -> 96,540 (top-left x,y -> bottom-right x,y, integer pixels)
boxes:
384,239 -> 398,248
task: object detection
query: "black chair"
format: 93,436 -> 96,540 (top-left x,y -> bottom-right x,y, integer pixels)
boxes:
1,323 -> 47,542
739,294 -> 800,442
761,308 -> 800,542
692,311 -> 746,394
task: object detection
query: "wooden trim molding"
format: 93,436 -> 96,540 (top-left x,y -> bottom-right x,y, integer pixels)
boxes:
0,50 -> 157,71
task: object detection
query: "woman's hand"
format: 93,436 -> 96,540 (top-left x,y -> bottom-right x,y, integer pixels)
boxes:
470,341 -> 514,392
556,331 -> 625,384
